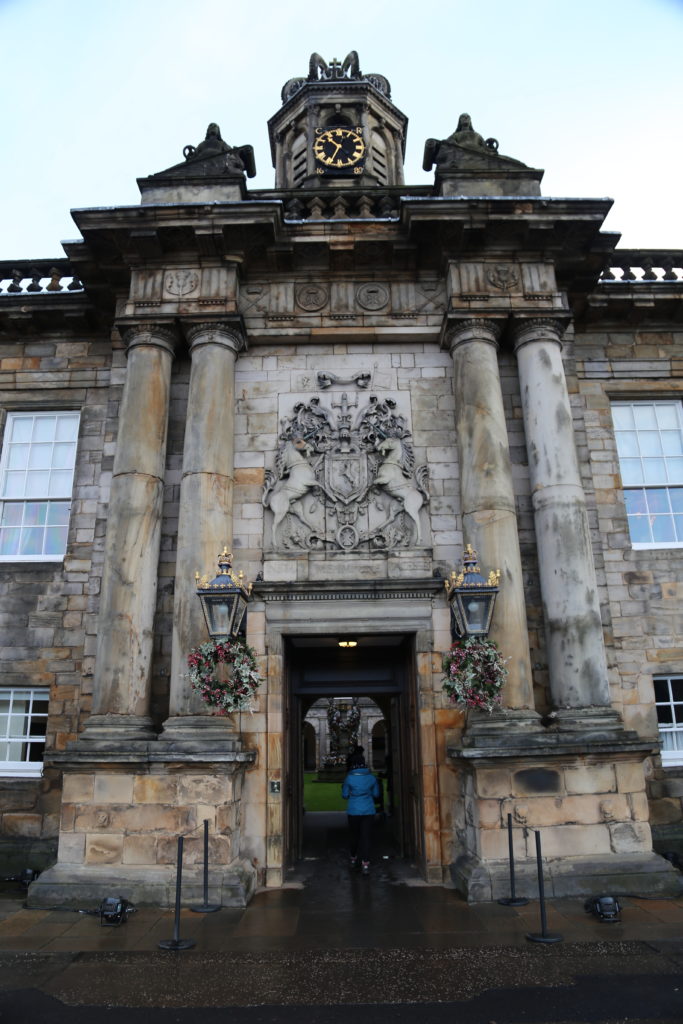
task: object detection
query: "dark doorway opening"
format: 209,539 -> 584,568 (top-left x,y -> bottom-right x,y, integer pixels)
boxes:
284,634 -> 423,874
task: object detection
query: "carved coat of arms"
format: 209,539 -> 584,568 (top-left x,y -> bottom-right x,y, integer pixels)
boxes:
262,394 -> 430,551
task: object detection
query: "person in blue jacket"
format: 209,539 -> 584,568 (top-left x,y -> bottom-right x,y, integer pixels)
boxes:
341,752 -> 381,875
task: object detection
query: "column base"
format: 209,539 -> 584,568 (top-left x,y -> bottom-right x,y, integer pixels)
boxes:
463,708 -> 545,750
158,715 -> 242,753
452,850 -> 683,903
549,707 -> 627,742
79,714 -> 156,744
26,860 -> 256,910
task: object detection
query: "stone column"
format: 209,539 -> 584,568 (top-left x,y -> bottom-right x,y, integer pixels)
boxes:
81,324 -> 177,743
447,319 -> 537,717
160,321 -> 246,748
512,318 -> 613,724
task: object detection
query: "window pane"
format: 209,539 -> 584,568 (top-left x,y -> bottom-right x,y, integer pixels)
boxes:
1,504 -> 23,526
612,406 -> 634,429
627,515 -> 651,544
47,502 -> 70,525
28,740 -> 45,762
48,470 -> 73,497
624,490 -> 647,515
25,471 -> 49,497
639,431 -> 663,456
666,458 -> 683,483
7,741 -> 27,761
28,444 -> 52,470
3,472 -> 25,498
55,415 -> 79,442
10,419 -> 32,442
651,516 -> 676,543
23,502 -> 47,526
7,445 -> 29,470
19,528 -> 44,556
655,405 -> 680,429
616,432 -> 640,457
675,516 -> 683,541
671,679 -> 683,701
32,417 -> 56,442
645,488 -> 670,514
657,704 -> 674,724
633,406 -> 658,429
670,490 -> 683,513
643,459 -> 666,484
655,678 -> 671,702
44,526 -> 67,555
0,528 -> 20,556
661,430 -> 683,456
675,705 -> 683,724
660,731 -> 675,751
620,459 -> 643,485
52,443 -> 76,470
31,697 -> 49,715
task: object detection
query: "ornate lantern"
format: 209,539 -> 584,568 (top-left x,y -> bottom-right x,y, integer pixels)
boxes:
445,544 -> 501,638
195,548 -> 252,639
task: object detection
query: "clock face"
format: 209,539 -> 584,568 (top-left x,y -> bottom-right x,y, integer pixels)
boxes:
313,127 -> 365,172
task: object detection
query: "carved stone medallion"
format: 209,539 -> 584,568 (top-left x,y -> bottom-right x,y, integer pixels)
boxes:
486,264 -> 519,292
164,270 -> 199,297
295,283 -> 329,311
262,394 -> 430,551
356,283 -> 389,310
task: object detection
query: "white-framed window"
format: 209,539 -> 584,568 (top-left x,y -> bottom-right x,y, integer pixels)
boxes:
0,411 -> 80,561
654,674 -> 683,766
611,401 -> 683,548
0,687 -> 50,777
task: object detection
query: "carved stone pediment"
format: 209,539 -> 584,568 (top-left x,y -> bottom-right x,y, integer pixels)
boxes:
262,393 -> 430,552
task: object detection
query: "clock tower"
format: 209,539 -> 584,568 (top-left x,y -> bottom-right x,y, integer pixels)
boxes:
268,51 -> 407,188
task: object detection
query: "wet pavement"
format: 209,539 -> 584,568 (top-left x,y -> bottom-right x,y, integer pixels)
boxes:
0,812 -> 681,1021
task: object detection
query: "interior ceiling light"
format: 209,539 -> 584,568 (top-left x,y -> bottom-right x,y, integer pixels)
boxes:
338,639 -> 357,648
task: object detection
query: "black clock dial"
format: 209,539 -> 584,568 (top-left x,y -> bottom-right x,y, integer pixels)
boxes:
313,128 -> 365,169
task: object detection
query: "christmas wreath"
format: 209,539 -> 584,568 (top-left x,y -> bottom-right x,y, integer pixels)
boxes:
187,638 -> 262,714
441,637 -> 508,714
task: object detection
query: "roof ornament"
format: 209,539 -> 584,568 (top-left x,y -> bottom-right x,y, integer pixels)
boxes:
281,52 -> 391,103
423,113 -> 526,173
182,123 -> 256,178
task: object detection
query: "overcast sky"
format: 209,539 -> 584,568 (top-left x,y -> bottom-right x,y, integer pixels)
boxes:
1,0 -> 682,260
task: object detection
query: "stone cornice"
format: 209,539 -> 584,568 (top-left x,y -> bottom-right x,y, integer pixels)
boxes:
252,577 -> 444,603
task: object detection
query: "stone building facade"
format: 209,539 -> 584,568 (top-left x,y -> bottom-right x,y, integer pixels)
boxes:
0,52 -> 682,904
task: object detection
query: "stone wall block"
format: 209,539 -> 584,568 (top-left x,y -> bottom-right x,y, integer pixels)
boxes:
609,821 -> 652,854
93,773 -> 135,804
177,774 -> 233,805
616,761 -> 647,794
476,769 -> 511,799
628,791 -> 651,821
85,833 -> 124,864
122,835 -> 158,865
565,764 -> 616,795
649,798 -> 683,825
58,832 -> 85,863
539,823 -> 612,858
2,813 -> 42,837
61,774 -> 95,803
512,767 -> 562,796
133,775 -> 179,804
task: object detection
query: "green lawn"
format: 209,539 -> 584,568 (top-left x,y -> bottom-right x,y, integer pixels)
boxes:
303,773 -> 385,812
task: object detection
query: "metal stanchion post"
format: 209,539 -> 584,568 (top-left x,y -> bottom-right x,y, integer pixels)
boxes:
498,812 -> 528,907
159,835 -> 196,950
526,830 -> 562,944
191,819 -> 220,913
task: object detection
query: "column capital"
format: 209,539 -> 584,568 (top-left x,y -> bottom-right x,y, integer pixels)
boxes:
511,317 -> 569,352
183,320 -> 247,355
118,322 -> 179,357
442,317 -> 504,354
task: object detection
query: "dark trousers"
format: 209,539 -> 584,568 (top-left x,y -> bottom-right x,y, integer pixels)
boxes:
348,814 -> 373,862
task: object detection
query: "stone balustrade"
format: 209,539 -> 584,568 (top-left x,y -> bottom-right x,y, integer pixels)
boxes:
0,260 -> 83,295
600,250 -> 683,282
